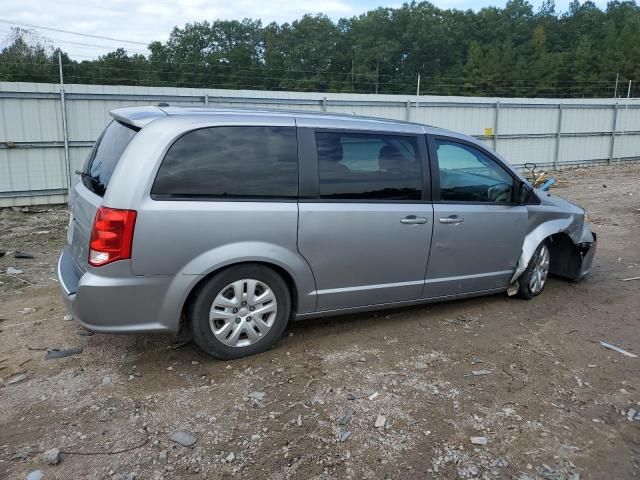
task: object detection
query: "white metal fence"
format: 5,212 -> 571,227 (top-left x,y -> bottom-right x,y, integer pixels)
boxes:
1,81 -> 639,207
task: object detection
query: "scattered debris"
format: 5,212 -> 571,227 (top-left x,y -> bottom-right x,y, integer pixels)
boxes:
620,276 -> 640,282
600,341 -> 637,358
248,391 -> 266,402
169,430 -> 197,447
26,470 -> 44,480
45,347 -> 83,359
102,376 -> 112,385
63,314 -> 73,321
374,414 -> 386,428
296,414 -> 303,427
339,430 -> 352,442
627,408 -> 640,422
225,452 -> 236,463
20,307 -> 36,314
470,436 -> 487,445
368,392 -> 379,401
40,448 -> 61,465
5,266 -> 24,275
8,371 -> 30,385
339,407 -> 355,426
14,250 -> 34,259
471,369 -> 493,376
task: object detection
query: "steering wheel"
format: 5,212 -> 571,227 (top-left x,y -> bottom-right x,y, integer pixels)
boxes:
487,182 -> 512,203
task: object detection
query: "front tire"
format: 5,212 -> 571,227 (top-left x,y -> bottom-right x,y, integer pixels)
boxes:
517,242 -> 550,299
189,264 -> 291,359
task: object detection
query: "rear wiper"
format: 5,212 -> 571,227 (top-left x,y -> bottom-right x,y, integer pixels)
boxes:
74,170 -> 106,195
75,170 -> 98,181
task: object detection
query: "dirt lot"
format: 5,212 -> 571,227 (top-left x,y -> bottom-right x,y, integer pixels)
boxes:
0,164 -> 639,480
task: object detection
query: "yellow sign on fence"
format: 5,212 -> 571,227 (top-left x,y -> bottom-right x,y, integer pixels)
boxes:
484,127 -> 494,137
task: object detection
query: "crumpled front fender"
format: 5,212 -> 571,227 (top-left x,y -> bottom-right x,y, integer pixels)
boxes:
511,215 -> 596,284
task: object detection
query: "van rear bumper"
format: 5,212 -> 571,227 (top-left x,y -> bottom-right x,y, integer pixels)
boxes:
57,247 -> 189,333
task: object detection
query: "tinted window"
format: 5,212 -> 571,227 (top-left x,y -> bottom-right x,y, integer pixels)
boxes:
316,132 -> 421,200
83,120 -> 137,196
435,140 -> 514,203
152,126 -> 298,199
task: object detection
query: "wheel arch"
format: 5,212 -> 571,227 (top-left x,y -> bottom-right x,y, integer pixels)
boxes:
178,260 -> 300,336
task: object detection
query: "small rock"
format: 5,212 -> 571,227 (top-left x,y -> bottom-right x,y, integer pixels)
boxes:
158,451 -> 167,461
191,361 -> 200,365
471,369 -> 493,376
169,430 -> 197,447
11,451 -> 28,461
6,267 -> 24,275
374,414 -> 386,428
20,307 -> 36,314
41,448 -> 60,465
26,471 -> 44,480
296,415 -> 303,427
368,392 -> 379,401
225,452 -> 235,463
470,436 -> 487,445
102,376 -> 112,385
248,391 -> 266,402
63,315 -> 73,321
339,431 -> 352,442
166,366 -> 173,371
250,434 -> 261,441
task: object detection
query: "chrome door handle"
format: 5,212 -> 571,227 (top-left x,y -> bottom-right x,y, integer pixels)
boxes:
401,215 -> 428,225
439,215 -> 464,224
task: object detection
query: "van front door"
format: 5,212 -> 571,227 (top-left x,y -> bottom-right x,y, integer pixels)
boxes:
297,128 -> 433,311
423,137 -> 527,298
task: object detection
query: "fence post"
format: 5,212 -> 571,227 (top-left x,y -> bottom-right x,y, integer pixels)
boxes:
406,100 -> 411,121
608,103 -> 618,164
554,104 -> 563,170
204,93 -> 209,106
58,51 -> 71,193
322,97 -> 327,112
493,101 -> 500,151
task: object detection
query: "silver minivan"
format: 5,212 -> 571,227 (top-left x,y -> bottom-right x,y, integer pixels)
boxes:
58,106 -> 596,359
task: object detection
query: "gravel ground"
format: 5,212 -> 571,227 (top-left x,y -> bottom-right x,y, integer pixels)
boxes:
0,164 -> 639,480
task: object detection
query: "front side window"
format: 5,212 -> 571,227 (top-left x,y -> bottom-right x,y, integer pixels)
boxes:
435,140 -> 514,203
316,132 -> 422,200
152,126 -> 298,199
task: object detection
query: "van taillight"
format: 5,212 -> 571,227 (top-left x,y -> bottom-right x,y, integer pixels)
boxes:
88,207 -> 137,267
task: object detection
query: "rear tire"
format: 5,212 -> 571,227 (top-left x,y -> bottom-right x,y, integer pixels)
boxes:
517,242 -> 551,300
189,264 -> 291,359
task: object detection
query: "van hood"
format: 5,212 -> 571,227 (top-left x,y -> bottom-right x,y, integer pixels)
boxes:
535,189 -> 584,215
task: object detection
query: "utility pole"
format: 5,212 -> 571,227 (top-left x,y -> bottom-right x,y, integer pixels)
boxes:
613,73 -> 619,99
415,74 -> 421,111
58,51 -> 71,192
617,80 -> 632,163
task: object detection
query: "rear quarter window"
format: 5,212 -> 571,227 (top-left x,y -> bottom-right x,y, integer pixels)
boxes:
151,126 -> 298,199
83,120 -> 138,196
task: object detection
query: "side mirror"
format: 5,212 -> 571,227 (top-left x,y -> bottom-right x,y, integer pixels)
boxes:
517,181 -> 534,204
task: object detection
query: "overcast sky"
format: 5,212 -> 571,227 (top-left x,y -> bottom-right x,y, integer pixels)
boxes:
2,0 -> 608,60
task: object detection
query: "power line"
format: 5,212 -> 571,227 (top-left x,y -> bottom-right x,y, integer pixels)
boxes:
0,19 -> 148,46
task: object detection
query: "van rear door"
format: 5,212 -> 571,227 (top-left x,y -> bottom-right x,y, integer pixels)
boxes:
68,120 -> 138,272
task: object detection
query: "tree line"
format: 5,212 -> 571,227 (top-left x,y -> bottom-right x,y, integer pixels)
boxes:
1,0 -> 639,98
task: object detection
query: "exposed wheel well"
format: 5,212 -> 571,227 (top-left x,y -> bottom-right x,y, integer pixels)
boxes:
177,262 -> 298,337
546,232 -> 583,281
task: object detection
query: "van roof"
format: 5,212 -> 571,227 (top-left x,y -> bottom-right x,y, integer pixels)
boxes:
108,105 -> 476,142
